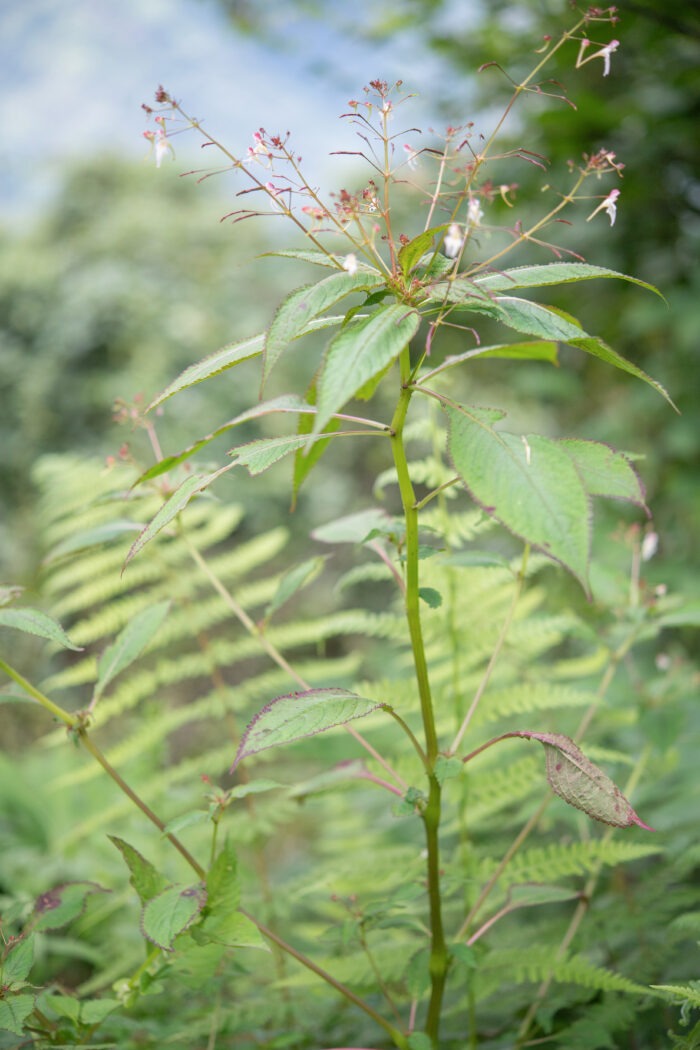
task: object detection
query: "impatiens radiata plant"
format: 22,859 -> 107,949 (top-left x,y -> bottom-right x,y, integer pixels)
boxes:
1,5 -> 683,1048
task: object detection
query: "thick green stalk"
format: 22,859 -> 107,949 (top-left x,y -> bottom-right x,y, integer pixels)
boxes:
390,349 -> 447,1044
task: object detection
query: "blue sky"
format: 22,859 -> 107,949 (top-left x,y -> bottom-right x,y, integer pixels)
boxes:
0,0 -> 476,222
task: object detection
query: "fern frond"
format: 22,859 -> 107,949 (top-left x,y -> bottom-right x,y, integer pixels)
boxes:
476,839 -> 663,884
481,947 -> 650,996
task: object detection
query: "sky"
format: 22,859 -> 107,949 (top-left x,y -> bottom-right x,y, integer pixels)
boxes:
0,0 -> 476,223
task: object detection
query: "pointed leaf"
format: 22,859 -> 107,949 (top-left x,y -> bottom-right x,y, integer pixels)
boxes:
292,376 -> 340,508
193,910 -> 269,951
314,304 -> 421,433
264,270 -> 386,385
264,249 -> 374,270
514,731 -> 655,829
42,994 -> 81,1023
123,467 -> 230,571
135,395 -> 314,484
2,936 -> 34,983
0,994 -> 36,1035
0,609 -> 83,651
230,778 -> 283,800
266,556 -> 326,619
140,883 -> 207,951
206,840 -> 240,915
94,601 -> 171,701
161,808 -> 213,837
31,882 -> 109,933
231,688 -> 384,771
472,262 -> 664,297
147,316 -> 348,412
445,403 -> 591,590
108,836 -> 170,904
230,433 -> 331,476
44,521 -> 143,563
78,999 -> 121,1025
398,225 -> 448,275
559,438 -> 648,509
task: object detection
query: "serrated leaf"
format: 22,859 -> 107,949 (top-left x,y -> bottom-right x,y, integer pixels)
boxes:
311,507 -> 392,544
398,225 -> 448,275
206,841 -> 240,915
123,467 -> 230,571
43,994 -> 81,1023
451,943 -> 477,968
229,433 -> 330,476
135,395 -> 314,484
265,556 -> 326,620
94,601 -> 171,702
147,316 -> 348,411
231,689 -> 384,771
161,809 -> 212,837
264,249 -> 375,270
0,994 -> 36,1035
193,910 -> 270,951
314,304 -> 421,433
419,586 -> 442,608
264,270 -> 386,386
2,936 -> 34,983
559,438 -> 648,509
445,403 -> 592,590
77,999 -> 120,1025
108,836 -> 170,904
434,755 -> 463,785
31,882 -> 109,933
0,609 -> 83,651
140,884 -> 207,951
472,262 -> 664,297
514,731 -> 655,829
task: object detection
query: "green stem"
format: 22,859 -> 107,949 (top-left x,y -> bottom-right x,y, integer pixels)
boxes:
0,657 -> 78,727
390,350 -> 447,1045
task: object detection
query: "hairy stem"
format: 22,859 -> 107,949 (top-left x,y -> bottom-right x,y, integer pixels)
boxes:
390,349 -> 447,1045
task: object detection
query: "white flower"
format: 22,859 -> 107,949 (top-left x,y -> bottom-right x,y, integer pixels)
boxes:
575,38 -> 620,77
467,197 -> 483,226
641,531 -> 659,562
443,223 -> 463,259
342,253 -> 358,276
586,188 -> 620,226
265,181 -> 285,211
142,126 -> 174,168
244,132 -> 272,168
403,144 -> 420,170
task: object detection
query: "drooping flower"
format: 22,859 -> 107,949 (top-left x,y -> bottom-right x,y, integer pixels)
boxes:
403,144 -> 420,170
142,124 -> 174,168
343,253 -> 358,276
641,531 -> 659,562
444,223 -> 464,259
265,181 -> 285,211
467,197 -> 484,226
586,187 -> 620,226
575,37 -> 620,77
244,131 -> 272,168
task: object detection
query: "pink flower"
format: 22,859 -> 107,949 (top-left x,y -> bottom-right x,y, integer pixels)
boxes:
244,131 -> 272,168
586,187 -> 620,226
142,123 -> 174,168
575,38 -> 620,77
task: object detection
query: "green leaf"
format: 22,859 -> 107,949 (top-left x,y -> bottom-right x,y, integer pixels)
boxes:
263,270 -> 386,386
231,688 -> 384,770
288,759 -> 367,799
419,586 -> 443,608
43,994 -> 81,1023
193,911 -> 269,951
0,994 -> 36,1035
408,1030 -> 434,1049
206,841 -> 240,915
451,943 -> 478,968
506,882 -> 581,908
264,249 -> 372,270
404,947 -> 432,998
77,999 -> 120,1025
313,304 -> 421,433
31,882 -> 109,933
44,521 -> 143,563
265,557 -> 326,620
434,755 -> 463,785
108,836 -> 170,904
445,403 -> 592,590
135,395 -> 314,484
140,883 -> 207,951
0,609 -> 83,651
230,779 -> 283,800
2,936 -> 34,983
123,466 -> 230,571
230,433 -> 331,476
398,225 -> 448,275
311,507 -> 392,544
440,550 -> 512,570
514,732 -> 655,829
147,316 -> 348,411
94,601 -> 171,702
472,262 -> 664,298
559,438 -> 648,509
161,809 -> 212,837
